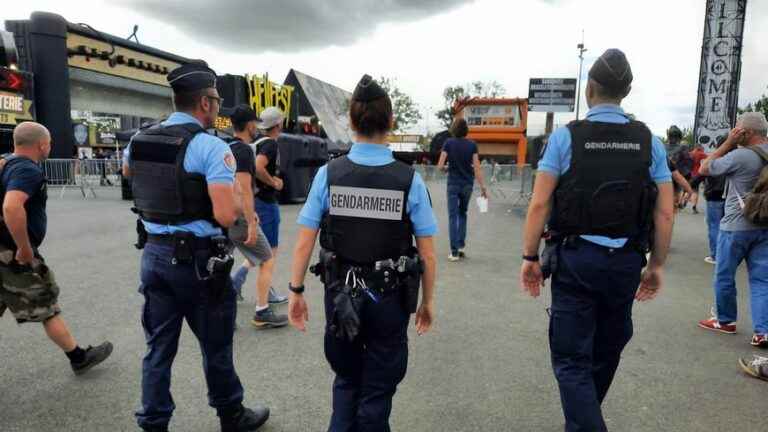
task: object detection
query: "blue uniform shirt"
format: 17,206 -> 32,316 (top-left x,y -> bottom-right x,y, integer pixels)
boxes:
538,105 -> 672,248
298,143 -> 438,237
124,112 -> 235,237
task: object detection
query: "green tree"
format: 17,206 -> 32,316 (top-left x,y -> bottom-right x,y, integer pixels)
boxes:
739,89 -> 768,119
378,76 -> 422,133
435,81 -> 507,128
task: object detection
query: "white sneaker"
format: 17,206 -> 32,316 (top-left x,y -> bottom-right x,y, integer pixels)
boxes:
704,256 -> 716,265
448,253 -> 460,262
457,248 -> 466,258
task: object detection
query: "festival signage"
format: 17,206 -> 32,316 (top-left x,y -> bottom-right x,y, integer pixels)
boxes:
248,74 -> 293,120
693,0 -> 748,150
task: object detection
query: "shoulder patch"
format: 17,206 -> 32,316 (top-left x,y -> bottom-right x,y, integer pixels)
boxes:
224,152 -> 236,172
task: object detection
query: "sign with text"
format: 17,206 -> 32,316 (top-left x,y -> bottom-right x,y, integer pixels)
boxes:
693,0 -> 748,151
464,104 -> 522,128
528,78 -> 577,112
248,74 -> 293,121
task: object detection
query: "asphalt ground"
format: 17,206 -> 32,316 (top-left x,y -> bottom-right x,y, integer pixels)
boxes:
0,182 -> 766,432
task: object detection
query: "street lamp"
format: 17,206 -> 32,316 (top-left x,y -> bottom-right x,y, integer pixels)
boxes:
575,36 -> 588,121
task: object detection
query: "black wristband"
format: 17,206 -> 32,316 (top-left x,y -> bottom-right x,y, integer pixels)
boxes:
288,283 -> 305,294
522,254 -> 539,262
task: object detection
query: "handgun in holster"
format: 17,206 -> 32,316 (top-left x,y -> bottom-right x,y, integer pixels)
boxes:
541,231 -> 562,281
398,254 -> 423,314
206,235 -> 234,301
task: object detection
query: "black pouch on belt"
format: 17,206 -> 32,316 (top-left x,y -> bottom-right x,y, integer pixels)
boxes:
171,232 -> 195,264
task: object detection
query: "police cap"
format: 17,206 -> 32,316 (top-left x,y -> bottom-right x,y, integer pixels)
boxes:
167,62 -> 217,94
589,49 -> 633,93
352,74 -> 388,103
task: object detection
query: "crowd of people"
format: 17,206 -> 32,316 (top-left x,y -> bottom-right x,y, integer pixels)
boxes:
2,48 -> 768,432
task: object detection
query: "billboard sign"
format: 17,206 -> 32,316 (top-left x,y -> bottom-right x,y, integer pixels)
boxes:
528,78 -> 577,112
693,0 -> 748,151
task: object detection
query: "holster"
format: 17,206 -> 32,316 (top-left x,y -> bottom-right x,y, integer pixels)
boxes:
206,235 -> 235,302
311,249 -> 340,288
541,234 -> 562,281
399,255 -> 422,314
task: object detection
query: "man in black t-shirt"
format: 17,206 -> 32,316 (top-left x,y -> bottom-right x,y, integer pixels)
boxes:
227,106 -> 288,328
249,107 -> 288,310
0,122 -> 112,375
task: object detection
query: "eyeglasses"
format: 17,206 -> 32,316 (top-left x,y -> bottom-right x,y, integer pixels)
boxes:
205,95 -> 224,106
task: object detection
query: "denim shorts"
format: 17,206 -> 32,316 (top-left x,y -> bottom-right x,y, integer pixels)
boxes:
255,199 -> 281,248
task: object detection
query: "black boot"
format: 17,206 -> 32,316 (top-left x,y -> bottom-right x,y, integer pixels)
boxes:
220,404 -> 270,432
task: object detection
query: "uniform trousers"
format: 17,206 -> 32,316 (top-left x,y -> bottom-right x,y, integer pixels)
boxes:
323,286 -> 410,432
549,239 -> 642,432
136,241 -> 244,429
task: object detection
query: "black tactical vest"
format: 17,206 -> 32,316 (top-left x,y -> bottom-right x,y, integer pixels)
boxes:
130,123 -> 215,225
550,120 -> 656,239
320,156 -> 414,264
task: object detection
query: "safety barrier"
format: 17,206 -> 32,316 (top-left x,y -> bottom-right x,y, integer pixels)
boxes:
42,159 -> 122,198
416,164 -> 535,206
40,159 -> 536,206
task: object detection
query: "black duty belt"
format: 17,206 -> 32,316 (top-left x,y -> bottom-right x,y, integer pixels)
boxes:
146,233 -> 214,250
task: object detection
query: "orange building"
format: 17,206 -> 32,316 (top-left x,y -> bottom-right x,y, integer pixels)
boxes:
453,97 -> 528,165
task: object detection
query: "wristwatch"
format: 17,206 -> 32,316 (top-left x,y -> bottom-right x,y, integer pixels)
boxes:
288,283 -> 305,294
522,254 -> 540,262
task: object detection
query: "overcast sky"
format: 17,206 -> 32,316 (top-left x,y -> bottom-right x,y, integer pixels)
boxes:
3,0 -> 767,136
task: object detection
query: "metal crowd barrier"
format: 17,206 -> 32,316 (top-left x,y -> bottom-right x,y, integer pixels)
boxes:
43,159 -> 123,198
415,164 -> 535,206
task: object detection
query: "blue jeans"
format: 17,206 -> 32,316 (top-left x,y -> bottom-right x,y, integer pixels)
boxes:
136,241 -> 243,429
713,229 -> 768,334
550,240 -> 642,432
255,199 -> 281,248
447,183 -> 473,254
706,200 -> 725,258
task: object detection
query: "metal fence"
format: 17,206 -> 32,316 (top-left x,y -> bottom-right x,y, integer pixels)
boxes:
41,159 -> 536,206
416,164 -> 535,206
43,159 -> 122,198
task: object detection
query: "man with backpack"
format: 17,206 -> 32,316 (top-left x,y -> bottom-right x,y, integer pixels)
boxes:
697,112 -> 768,348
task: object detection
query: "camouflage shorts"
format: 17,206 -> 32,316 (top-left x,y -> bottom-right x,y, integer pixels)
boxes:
0,248 -> 61,323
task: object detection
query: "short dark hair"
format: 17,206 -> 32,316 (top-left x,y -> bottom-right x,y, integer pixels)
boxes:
590,79 -> 628,101
173,89 -> 206,112
450,118 -> 469,138
349,96 -> 393,137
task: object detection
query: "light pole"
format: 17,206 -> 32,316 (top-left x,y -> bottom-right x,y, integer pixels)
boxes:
575,34 -> 587,121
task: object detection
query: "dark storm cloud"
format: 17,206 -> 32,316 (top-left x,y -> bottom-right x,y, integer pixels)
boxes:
124,0 -> 474,52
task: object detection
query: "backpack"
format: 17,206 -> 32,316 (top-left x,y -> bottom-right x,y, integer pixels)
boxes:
742,146 -> 768,225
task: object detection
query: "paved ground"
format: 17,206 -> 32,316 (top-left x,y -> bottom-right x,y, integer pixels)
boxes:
0,181 -> 766,432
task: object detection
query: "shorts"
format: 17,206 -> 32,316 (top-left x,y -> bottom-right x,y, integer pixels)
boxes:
228,217 -> 273,264
255,199 -> 281,248
0,248 -> 61,324
690,175 -> 705,191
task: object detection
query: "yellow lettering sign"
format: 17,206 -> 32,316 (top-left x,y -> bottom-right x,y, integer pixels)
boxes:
247,74 -> 293,123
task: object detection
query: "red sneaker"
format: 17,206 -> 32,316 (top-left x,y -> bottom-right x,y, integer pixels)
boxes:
751,334 -> 768,348
698,317 -> 736,334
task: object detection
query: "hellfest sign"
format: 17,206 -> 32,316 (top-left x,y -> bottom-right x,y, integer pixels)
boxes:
215,74 -> 294,131
693,0 -> 748,151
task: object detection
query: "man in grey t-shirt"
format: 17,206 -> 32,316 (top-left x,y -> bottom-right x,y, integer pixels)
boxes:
697,112 -> 768,348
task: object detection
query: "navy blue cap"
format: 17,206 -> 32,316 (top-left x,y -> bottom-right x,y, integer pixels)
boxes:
589,49 -> 633,93
352,74 -> 388,102
167,62 -> 217,93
